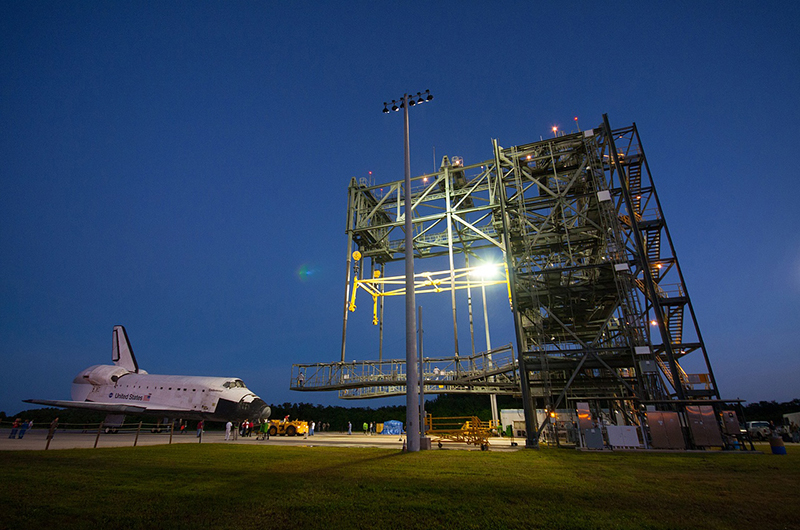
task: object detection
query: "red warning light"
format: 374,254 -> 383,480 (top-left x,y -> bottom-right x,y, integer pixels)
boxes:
574,117 -> 578,121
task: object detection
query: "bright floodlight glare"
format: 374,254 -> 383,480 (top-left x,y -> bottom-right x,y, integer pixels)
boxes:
552,126 -> 558,132
471,264 -> 498,278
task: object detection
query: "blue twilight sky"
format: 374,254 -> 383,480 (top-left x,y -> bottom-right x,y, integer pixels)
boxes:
1,2 -> 798,415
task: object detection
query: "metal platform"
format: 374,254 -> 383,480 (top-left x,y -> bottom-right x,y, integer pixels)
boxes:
292,344 -> 518,399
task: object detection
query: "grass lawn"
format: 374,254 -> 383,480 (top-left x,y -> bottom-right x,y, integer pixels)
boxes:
1,444 -> 798,530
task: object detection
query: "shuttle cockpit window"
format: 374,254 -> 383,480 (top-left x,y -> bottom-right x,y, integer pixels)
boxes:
223,380 -> 247,389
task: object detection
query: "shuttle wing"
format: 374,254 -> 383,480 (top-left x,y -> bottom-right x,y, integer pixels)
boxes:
23,399 -> 191,416
24,399 -> 148,414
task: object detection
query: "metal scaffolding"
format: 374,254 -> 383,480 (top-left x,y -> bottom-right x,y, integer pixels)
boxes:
294,115 -> 721,448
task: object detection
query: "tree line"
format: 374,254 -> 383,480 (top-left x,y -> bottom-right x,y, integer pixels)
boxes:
3,396 -> 797,430
0,394 -> 522,431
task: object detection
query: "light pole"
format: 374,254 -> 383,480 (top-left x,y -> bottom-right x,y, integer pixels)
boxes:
472,263 -> 499,426
383,90 -> 433,452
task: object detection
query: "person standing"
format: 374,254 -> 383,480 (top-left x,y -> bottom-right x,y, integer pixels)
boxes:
8,419 -> 21,439
310,421 -> 315,436
225,421 -> 232,441
196,420 -> 204,437
45,418 -> 59,449
260,421 -> 270,440
348,421 -> 352,435
363,422 -> 368,435
47,418 -> 59,440
17,419 -> 29,439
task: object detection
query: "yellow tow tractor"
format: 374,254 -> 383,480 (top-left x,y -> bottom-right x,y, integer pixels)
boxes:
267,418 -> 309,437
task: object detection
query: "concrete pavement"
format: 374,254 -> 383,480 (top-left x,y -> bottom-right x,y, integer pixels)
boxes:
0,428 -> 523,451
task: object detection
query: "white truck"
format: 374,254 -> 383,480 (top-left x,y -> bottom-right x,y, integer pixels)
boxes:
746,421 -> 771,441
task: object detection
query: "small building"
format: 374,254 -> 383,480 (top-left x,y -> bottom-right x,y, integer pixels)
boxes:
783,411 -> 800,427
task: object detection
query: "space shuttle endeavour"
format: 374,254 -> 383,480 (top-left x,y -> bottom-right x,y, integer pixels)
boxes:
25,325 -> 271,422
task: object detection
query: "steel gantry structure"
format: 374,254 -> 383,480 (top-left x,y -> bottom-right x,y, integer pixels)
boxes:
293,115 -> 721,448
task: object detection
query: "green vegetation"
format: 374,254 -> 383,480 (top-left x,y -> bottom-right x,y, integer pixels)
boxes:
1,444 -> 798,529
740,399 -> 800,424
2,394 -> 526,432
5,396 -> 798,433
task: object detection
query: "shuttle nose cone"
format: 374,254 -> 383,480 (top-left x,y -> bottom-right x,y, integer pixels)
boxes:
238,397 -> 271,421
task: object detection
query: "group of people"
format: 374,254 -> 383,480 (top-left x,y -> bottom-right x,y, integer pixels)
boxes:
767,420 -> 800,443
310,421 -> 330,433
7,418 -> 59,442
345,421 -> 376,435
362,421 -> 377,435
239,420 -> 256,437
221,419 -> 269,440
8,418 -> 33,439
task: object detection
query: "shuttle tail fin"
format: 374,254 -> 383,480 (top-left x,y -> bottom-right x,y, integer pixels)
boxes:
112,325 -> 139,373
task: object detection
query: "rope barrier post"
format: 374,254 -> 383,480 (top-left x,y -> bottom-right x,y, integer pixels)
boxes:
134,421 -> 142,447
94,421 -> 104,449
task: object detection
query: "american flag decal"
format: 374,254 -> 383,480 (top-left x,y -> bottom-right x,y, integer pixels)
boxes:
143,394 -> 151,402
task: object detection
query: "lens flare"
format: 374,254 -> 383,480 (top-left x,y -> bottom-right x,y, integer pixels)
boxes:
296,263 -> 320,282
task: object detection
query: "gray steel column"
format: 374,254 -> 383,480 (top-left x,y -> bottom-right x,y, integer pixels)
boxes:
340,183 -> 355,362
493,138 -> 539,448
444,164 -> 460,360
465,253 -> 476,356
482,281 -> 499,425
418,305 -> 426,437
403,93 -> 420,452
379,262 -> 385,363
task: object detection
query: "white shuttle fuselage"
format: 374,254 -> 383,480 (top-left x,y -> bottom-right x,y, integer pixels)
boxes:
26,326 -> 271,422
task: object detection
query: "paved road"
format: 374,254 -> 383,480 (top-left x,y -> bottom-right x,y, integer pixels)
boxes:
0,428 -> 522,452
2,430 -> 780,453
